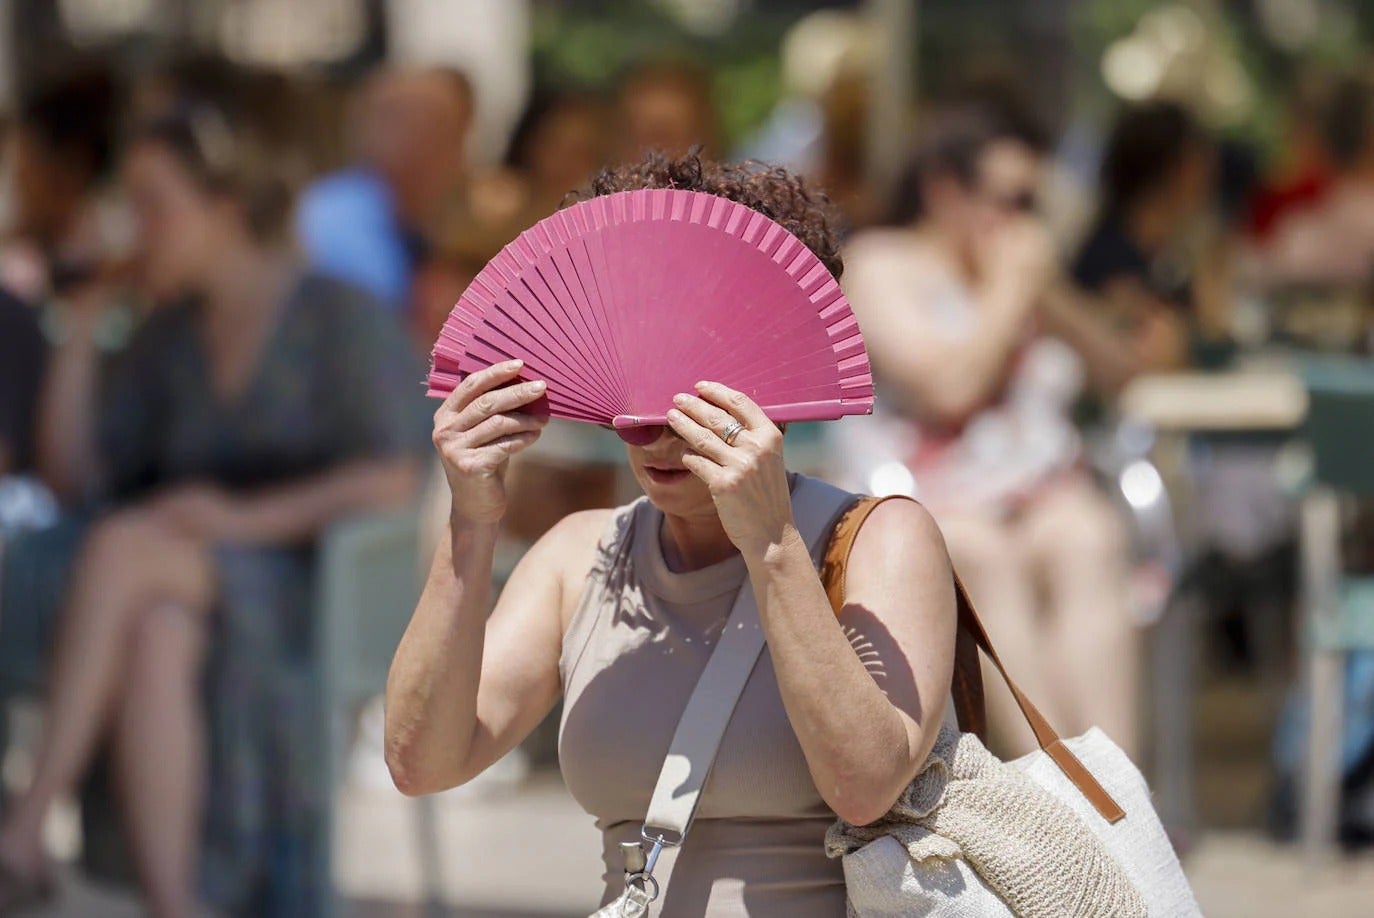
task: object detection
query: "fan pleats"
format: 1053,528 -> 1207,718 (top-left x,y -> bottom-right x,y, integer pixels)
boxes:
428,189 -> 875,434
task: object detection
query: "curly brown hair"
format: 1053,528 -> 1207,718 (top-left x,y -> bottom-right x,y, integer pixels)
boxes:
587,150 -> 844,279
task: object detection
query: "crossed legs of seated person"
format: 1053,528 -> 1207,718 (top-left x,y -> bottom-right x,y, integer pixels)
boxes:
0,508 -> 214,918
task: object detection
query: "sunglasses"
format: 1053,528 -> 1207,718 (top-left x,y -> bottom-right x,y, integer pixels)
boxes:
598,423 -> 670,446
985,189 -> 1038,214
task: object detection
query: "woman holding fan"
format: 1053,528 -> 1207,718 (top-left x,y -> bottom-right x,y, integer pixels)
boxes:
386,153 -> 958,915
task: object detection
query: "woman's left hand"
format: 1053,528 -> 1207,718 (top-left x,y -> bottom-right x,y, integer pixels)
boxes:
667,381 -> 793,557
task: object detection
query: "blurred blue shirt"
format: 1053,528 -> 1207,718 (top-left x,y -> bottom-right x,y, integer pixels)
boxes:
296,168 -> 410,313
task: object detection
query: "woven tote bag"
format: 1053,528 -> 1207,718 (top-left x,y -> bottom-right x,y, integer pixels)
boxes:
822,496 -> 1200,917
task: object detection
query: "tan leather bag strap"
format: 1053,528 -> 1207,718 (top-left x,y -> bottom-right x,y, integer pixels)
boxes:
822,495 -> 1126,824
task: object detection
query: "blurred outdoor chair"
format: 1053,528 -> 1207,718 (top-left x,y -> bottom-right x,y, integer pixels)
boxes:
0,507 -> 434,917
315,507 -> 438,916
1296,356 -> 1374,858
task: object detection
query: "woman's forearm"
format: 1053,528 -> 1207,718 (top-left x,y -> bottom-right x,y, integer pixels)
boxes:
233,458 -> 420,543
1039,282 -> 1144,393
878,286 -> 1032,424
746,528 -> 917,825
385,513 -> 499,795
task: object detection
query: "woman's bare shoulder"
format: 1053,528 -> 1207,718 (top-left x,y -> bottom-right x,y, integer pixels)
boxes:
845,498 -> 954,598
527,507 -> 624,622
845,228 -> 941,269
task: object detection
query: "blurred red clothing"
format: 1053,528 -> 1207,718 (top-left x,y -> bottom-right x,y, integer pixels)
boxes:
1247,167 -> 1333,241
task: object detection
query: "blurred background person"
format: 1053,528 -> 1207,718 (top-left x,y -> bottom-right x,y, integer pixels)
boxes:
1251,74 -> 1374,288
0,97 -> 429,915
501,88 -> 610,225
1071,100 -> 1211,370
492,86 -> 619,547
295,66 -> 474,329
839,105 -> 1143,758
614,58 -> 720,160
1245,72 -> 1336,246
0,65 -> 122,305
406,83 -> 612,352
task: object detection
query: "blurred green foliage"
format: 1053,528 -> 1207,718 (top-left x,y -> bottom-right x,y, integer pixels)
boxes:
531,0 -> 1374,168
1073,0 -> 1374,163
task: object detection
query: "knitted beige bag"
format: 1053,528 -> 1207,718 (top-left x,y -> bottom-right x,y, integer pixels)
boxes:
821,497 -> 1201,917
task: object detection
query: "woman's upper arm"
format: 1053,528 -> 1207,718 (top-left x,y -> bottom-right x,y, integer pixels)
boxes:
461,508 -> 609,779
842,240 -> 954,411
837,499 -> 957,768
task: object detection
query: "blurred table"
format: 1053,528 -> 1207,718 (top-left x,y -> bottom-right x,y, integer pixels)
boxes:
1120,367 -> 1308,432
1119,364 -> 1306,840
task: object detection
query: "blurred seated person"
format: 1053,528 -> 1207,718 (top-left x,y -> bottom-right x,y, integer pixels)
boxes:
295,66 -> 474,321
0,66 -> 122,304
1250,75 -> 1374,288
1072,101 -> 1215,362
0,102 -> 429,916
1246,72 -> 1335,244
840,107 -> 1142,759
614,58 -> 720,160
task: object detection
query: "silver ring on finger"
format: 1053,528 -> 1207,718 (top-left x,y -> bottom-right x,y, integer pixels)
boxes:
720,420 -> 745,447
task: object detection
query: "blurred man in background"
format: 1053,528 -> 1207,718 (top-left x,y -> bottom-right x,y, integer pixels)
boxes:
296,66 -> 474,321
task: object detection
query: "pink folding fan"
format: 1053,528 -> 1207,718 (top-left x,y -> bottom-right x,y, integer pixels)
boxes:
427,188 -> 874,443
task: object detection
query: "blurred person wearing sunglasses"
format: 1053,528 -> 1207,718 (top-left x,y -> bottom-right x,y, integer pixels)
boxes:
839,105 -> 1150,760
0,101 -> 429,916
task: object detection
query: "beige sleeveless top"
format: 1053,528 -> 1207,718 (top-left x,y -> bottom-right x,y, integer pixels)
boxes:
558,492 -> 847,916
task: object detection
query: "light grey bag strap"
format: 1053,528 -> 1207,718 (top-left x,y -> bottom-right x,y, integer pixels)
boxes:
628,478 -> 854,881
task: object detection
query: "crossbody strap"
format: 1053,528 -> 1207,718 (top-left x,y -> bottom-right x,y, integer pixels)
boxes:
821,495 -> 1126,824
642,476 -> 857,841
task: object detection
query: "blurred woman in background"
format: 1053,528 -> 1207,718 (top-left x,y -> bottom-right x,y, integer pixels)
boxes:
840,106 -> 1143,759
1071,100 -> 1212,359
0,101 -> 429,916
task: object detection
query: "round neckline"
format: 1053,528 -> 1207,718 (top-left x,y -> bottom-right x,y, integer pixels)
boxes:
633,502 -> 748,604
631,474 -> 800,604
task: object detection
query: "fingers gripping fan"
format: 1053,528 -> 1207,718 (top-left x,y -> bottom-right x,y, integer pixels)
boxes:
426,188 -> 875,444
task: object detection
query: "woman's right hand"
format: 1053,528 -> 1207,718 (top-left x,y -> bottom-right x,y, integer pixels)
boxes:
433,359 -> 549,524
980,216 -> 1058,309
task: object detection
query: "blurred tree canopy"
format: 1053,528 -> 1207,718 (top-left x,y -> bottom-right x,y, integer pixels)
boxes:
534,0 -> 1374,171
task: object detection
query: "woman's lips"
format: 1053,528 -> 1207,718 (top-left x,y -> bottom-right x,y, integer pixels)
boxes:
644,466 -> 691,485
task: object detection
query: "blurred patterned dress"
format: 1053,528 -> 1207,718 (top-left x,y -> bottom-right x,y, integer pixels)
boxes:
0,272 -> 431,916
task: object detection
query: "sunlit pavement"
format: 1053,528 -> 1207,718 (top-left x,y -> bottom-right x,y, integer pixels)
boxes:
27,770 -> 1374,917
